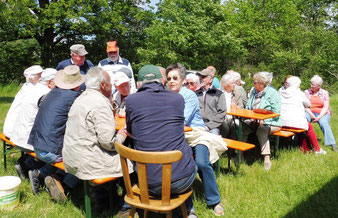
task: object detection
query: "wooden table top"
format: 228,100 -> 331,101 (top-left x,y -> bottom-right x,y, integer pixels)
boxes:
115,116 -> 193,132
227,107 -> 280,120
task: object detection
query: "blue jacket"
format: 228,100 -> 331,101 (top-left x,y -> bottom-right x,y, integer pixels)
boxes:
126,82 -> 195,186
28,87 -> 80,155
56,59 -> 94,92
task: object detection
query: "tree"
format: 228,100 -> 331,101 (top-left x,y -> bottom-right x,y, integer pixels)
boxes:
0,0 -> 151,68
137,0 -> 245,74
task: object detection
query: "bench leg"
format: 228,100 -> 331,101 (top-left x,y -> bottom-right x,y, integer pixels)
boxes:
215,160 -> 220,177
3,141 -> 6,171
84,181 -> 92,218
236,151 -> 241,172
274,135 -> 280,158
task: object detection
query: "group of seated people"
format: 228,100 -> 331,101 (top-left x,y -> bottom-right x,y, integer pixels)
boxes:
3,41 -> 336,217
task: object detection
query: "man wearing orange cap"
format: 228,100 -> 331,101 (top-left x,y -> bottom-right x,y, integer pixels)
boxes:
98,41 -> 136,92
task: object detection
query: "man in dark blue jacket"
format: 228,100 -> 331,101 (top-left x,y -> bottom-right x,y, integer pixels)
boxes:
125,65 -> 197,217
56,44 -> 93,91
27,65 -> 85,202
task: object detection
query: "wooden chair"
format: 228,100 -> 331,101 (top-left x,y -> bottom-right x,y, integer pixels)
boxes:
114,142 -> 193,218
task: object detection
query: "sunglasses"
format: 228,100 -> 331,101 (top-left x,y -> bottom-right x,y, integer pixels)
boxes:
167,76 -> 179,81
186,82 -> 196,86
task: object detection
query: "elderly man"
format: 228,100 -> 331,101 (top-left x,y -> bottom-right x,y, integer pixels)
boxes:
63,67 -> 133,212
112,71 -> 135,117
196,68 -> 226,135
27,65 -> 85,201
125,65 -> 197,217
98,41 -> 136,92
56,44 -> 94,91
207,66 -> 221,89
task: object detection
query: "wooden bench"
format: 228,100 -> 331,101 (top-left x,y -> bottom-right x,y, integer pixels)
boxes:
272,130 -> 295,157
1,133 -> 118,218
215,138 -> 255,176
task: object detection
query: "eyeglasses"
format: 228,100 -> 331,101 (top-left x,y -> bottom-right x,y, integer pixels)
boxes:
253,81 -> 261,85
167,76 -> 179,81
186,82 -> 196,86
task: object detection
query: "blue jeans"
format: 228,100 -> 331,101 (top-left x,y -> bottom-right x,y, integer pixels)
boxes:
209,128 -> 220,135
35,148 -> 80,188
306,112 -> 336,147
148,166 -> 197,214
194,144 -> 221,206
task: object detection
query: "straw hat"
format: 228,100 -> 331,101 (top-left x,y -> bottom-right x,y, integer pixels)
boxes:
54,65 -> 85,89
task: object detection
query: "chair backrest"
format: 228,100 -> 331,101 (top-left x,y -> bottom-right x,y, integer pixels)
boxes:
114,142 -> 183,206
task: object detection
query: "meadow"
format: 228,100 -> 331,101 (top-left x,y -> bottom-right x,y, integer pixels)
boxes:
0,84 -> 337,217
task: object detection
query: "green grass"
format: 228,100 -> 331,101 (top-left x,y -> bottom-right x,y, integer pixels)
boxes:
0,85 -> 337,217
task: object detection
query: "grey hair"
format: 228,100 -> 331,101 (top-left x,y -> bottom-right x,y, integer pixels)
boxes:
85,67 -> 107,90
166,63 -> 186,80
229,71 -> 241,82
186,73 -> 199,83
253,71 -> 272,86
287,76 -> 301,88
138,78 -> 162,87
221,74 -> 235,85
26,74 -> 40,83
310,75 -> 323,86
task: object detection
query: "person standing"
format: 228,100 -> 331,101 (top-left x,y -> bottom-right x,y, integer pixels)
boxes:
98,41 -> 136,92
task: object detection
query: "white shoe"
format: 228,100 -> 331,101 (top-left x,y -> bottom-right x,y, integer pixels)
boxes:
315,148 -> 327,155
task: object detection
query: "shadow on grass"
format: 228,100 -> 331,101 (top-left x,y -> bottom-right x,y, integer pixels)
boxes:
283,176 -> 338,218
0,97 -> 14,103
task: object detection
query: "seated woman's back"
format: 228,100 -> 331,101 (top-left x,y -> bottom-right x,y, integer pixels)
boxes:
279,76 -> 310,130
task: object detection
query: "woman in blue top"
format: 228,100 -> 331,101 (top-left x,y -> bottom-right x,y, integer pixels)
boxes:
166,63 -> 225,216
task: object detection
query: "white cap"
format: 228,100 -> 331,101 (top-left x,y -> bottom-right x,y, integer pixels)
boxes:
113,71 -> 130,86
23,65 -> 43,78
40,68 -> 57,82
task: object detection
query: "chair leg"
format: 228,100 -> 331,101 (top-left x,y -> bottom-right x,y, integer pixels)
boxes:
180,203 -> 188,218
129,207 -> 136,218
83,180 -> 92,218
144,209 -> 149,218
166,210 -> 172,218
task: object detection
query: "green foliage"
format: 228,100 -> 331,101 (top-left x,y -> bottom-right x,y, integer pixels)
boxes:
0,39 -> 40,84
137,0 -> 245,73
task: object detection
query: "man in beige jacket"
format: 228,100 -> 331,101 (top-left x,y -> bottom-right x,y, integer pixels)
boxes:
62,66 -> 133,211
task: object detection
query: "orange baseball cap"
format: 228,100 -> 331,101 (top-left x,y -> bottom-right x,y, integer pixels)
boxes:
106,41 -> 118,52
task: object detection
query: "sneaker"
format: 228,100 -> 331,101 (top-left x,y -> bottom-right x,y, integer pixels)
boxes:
332,146 -> 338,152
45,176 -> 66,202
14,163 -> 27,180
213,202 -> 224,216
28,169 -> 41,195
315,148 -> 327,155
188,210 -> 199,218
117,208 -> 139,218
264,162 -> 272,171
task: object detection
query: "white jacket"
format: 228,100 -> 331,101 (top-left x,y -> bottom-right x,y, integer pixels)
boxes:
279,87 -> 310,130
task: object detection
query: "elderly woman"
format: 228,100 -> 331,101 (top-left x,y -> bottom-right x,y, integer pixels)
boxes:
305,75 -> 337,152
242,72 -> 282,170
166,63 -> 226,216
185,73 -> 200,91
220,74 -> 241,139
280,76 -> 326,154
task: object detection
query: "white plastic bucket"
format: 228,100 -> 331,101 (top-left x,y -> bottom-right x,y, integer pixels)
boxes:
0,176 -> 21,210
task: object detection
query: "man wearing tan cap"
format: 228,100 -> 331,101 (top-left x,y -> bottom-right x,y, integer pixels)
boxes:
98,41 -> 136,92
56,44 -> 94,84
27,65 -> 85,202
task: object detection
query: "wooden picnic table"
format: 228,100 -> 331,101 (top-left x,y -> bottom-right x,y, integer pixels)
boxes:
115,116 -> 193,132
